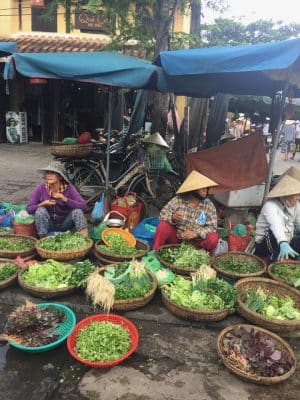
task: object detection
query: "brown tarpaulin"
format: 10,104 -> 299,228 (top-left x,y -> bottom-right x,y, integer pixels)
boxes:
185,133 -> 268,194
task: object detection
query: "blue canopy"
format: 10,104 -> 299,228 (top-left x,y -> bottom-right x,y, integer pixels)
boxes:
156,38 -> 300,97
4,51 -> 161,89
0,41 -> 17,56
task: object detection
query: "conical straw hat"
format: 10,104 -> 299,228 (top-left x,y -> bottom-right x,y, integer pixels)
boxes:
281,166 -> 300,182
268,175 -> 300,198
177,170 -> 218,194
142,132 -> 169,149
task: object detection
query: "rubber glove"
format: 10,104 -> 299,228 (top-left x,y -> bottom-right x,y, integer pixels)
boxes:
278,242 -> 299,261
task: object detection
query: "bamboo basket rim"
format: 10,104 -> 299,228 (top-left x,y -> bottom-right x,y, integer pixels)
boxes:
211,252 -> 267,279
216,323 -> 297,385
267,260 -> 300,289
95,239 -> 149,261
156,244 -> 211,275
0,259 -> 19,289
0,234 -> 37,258
36,236 -> 93,260
235,277 -> 300,329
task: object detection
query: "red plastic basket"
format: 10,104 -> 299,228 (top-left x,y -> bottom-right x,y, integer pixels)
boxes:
66,314 -> 139,368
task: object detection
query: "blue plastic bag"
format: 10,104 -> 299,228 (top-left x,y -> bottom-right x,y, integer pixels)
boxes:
132,217 -> 160,248
91,194 -> 105,222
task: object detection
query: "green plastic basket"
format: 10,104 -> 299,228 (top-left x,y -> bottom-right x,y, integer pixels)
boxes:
7,303 -> 76,353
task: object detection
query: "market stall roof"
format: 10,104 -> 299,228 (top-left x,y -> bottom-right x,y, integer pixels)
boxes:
0,41 -> 17,56
155,38 -> 300,97
4,51 -> 160,89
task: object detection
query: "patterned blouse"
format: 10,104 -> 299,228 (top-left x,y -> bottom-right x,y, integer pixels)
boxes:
160,195 -> 218,239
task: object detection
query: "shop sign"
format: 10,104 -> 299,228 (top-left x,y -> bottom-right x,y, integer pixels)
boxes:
31,0 -> 45,7
75,10 -> 107,32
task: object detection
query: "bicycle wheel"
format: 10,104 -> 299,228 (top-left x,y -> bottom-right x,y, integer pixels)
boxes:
73,164 -> 104,200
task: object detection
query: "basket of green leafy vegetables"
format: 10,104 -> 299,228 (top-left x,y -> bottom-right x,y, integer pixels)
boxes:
212,252 -> 266,280
0,234 -> 37,259
161,265 -> 237,321
36,231 -> 93,261
95,235 -> 149,262
268,261 -> 300,289
156,243 -> 211,276
0,259 -> 19,290
235,277 -> 300,333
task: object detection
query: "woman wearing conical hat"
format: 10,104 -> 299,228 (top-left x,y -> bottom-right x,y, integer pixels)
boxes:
152,170 -> 219,254
255,171 -> 300,261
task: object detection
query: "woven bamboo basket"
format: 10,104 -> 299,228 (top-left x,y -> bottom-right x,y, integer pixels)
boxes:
0,259 -> 19,290
51,142 -> 93,158
156,244 -> 211,276
36,237 -> 93,261
95,239 -> 149,262
235,277 -> 300,333
18,266 -> 77,299
91,249 -> 120,266
267,260 -> 300,290
216,324 -> 297,385
161,288 -> 229,321
98,266 -> 157,311
0,235 -> 37,259
212,252 -> 267,280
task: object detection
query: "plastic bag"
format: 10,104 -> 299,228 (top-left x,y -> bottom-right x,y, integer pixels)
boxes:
91,194 -> 105,222
132,217 -> 159,248
213,239 -> 229,256
89,221 -> 107,241
228,233 -> 250,251
142,251 -> 175,286
14,210 -> 35,225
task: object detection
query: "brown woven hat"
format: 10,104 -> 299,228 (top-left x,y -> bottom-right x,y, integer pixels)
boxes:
268,175 -> 300,198
177,170 -> 218,194
281,166 -> 300,182
142,132 -> 169,149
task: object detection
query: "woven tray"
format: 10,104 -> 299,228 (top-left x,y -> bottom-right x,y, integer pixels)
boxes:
95,239 -> 149,262
161,288 -> 229,321
267,260 -> 300,289
156,244 -> 210,276
36,237 -> 93,261
235,277 -> 300,333
216,323 -> 297,385
0,259 -> 19,290
18,266 -> 77,299
98,266 -> 157,311
51,143 -> 93,158
212,252 -> 267,280
0,235 -> 37,259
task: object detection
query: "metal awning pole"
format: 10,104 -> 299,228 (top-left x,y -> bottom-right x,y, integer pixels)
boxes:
263,83 -> 289,203
105,89 -> 113,190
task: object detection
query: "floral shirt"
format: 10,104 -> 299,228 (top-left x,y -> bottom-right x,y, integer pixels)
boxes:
160,195 -> 218,239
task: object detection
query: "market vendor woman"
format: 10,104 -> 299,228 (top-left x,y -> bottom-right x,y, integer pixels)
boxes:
153,170 -> 219,254
255,173 -> 300,261
27,161 -> 88,237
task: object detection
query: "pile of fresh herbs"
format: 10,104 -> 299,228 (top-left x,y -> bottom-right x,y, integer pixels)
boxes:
0,263 -> 18,281
163,267 -> 236,312
272,264 -> 300,288
158,243 -> 211,268
215,255 -> 261,274
68,259 -> 96,287
39,231 -> 89,251
0,301 -> 65,347
222,326 -> 294,377
98,232 -> 142,255
75,321 -> 131,362
245,287 -> 300,320
0,237 -> 33,251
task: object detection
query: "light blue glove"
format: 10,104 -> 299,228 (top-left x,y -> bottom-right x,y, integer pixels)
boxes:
278,242 -> 299,261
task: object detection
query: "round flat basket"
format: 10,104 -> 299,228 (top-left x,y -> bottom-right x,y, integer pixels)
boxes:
216,324 -> 297,385
36,237 -> 93,261
235,277 -> 300,333
51,143 -> 93,158
98,266 -> 157,311
67,313 -> 139,368
267,260 -> 300,290
161,288 -> 229,321
95,239 -> 149,262
211,252 -> 267,280
0,259 -> 19,290
91,248 -> 120,266
8,303 -> 76,353
18,266 -> 77,299
0,235 -> 37,259
156,244 -> 210,276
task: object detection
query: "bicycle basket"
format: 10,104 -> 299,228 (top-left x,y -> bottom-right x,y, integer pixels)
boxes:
145,147 -> 165,170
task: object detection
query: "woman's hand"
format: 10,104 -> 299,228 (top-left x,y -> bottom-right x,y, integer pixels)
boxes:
179,230 -> 198,240
39,200 -> 56,207
172,211 -> 184,223
52,192 -> 67,202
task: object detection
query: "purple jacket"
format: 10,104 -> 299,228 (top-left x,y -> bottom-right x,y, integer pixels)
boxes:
27,184 -> 87,223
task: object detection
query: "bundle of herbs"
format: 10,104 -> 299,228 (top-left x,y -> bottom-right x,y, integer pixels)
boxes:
221,326 -> 294,377
0,263 -> 18,281
245,287 -> 300,320
272,263 -> 300,288
39,231 -> 89,251
215,255 -> 261,275
0,237 -> 33,251
0,300 -> 65,347
98,232 -> 141,255
158,243 -> 211,268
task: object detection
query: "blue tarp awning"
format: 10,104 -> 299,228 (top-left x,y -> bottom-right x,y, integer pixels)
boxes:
0,41 -> 17,56
156,38 -> 300,97
4,51 -> 161,89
